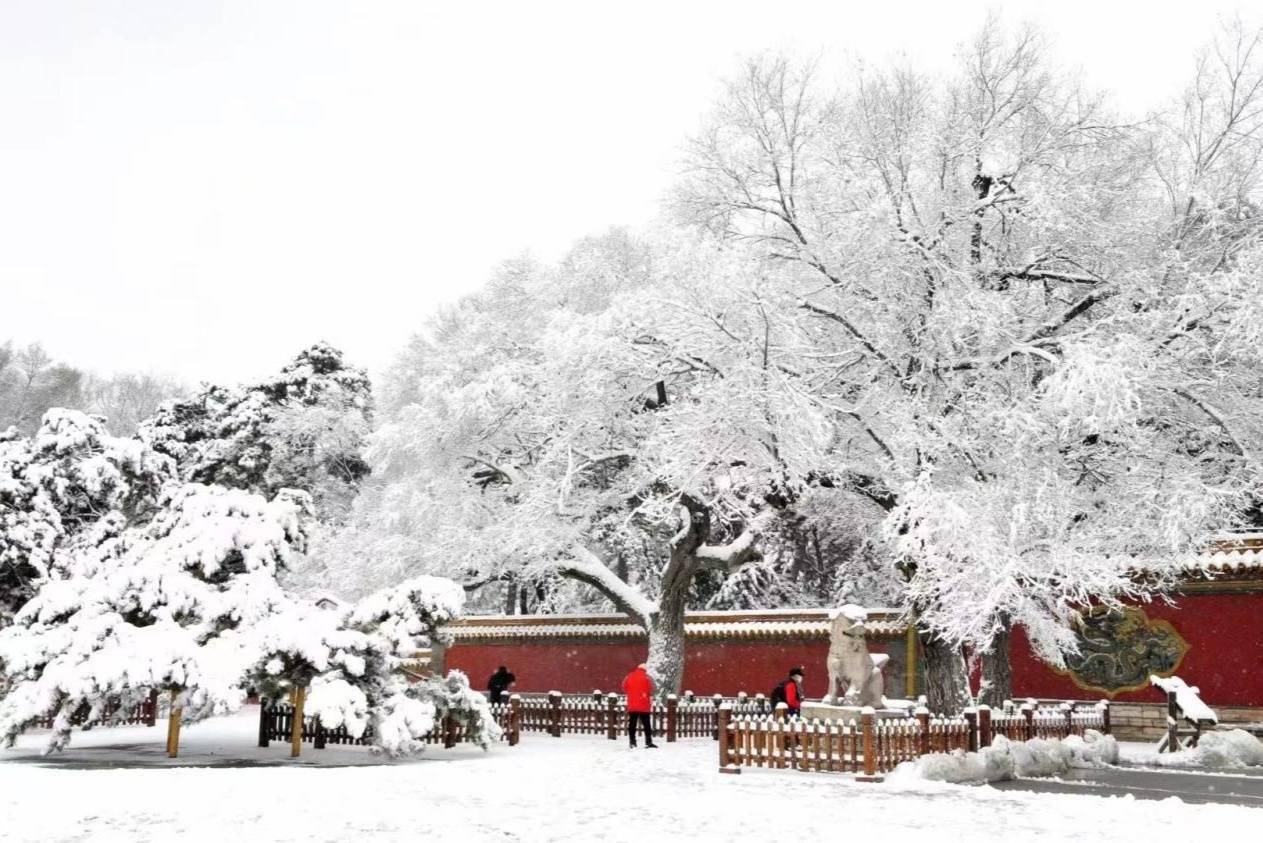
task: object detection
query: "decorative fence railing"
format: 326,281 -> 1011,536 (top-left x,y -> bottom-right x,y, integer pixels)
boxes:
719,700 -> 1112,781
29,691 -> 160,731
504,690 -> 774,741
257,697 -> 522,750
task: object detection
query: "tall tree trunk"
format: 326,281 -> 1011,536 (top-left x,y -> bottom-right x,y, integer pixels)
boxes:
503,581 -> 518,615
645,591 -> 688,699
979,619 -> 1013,707
918,626 -> 971,714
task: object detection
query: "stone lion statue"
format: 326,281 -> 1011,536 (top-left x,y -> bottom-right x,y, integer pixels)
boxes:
822,605 -> 888,707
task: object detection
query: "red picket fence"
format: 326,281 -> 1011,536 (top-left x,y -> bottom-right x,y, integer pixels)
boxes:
719,700 -> 1112,780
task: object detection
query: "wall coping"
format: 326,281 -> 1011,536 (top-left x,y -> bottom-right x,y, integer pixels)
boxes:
448,608 -> 908,642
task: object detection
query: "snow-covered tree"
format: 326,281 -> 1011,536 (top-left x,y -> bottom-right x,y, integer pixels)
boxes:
0,343 -> 85,435
140,343 -> 372,523
342,235 -> 862,696
0,409 -> 172,625
0,484 -> 310,751
672,19 -> 1263,710
330,18 -> 1263,715
250,575 -> 499,755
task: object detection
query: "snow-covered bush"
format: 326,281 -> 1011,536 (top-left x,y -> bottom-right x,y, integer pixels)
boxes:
251,575 -> 497,756
1128,730 -> 1263,769
889,730 -> 1118,784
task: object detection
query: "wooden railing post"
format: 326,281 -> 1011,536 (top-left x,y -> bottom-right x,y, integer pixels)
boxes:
919,707 -> 933,756
1166,690 -> 1179,753
549,690 -> 562,738
1099,700 -> 1111,736
666,694 -> 678,743
857,708 -> 882,782
774,702 -> 787,761
314,715 -> 327,750
443,713 -> 457,748
290,686 -> 306,758
977,705 -> 992,748
606,693 -> 619,741
1062,703 -> 1073,738
717,704 -> 738,774
1021,703 -> 1034,742
165,689 -> 182,758
509,694 -> 522,746
711,694 -> 723,741
258,698 -> 270,748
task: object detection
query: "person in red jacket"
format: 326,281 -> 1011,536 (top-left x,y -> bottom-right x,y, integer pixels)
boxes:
621,663 -> 658,748
773,666 -> 805,717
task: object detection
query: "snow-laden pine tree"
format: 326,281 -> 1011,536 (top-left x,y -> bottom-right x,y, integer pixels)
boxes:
251,576 -> 500,755
0,409 -> 172,626
139,343 -> 372,523
0,484 -> 310,750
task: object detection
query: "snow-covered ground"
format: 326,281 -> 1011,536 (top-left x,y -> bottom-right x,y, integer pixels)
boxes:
1,707 -> 1260,842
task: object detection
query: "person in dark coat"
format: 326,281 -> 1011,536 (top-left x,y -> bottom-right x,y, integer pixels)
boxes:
621,663 -> 658,748
487,666 -> 516,703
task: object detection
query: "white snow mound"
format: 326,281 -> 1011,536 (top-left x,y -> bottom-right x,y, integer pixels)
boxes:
889,730 -> 1118,784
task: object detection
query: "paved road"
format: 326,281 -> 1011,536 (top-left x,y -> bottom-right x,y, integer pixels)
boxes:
991,766 -> 1263,807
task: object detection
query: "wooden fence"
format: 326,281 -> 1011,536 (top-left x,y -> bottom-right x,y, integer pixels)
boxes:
257,696 -> 522,750
719,700 -> 1111,780
508,690 -> 764,741
30,691 -> 159,730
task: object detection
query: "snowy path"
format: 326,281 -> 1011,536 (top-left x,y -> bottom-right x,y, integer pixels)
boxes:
1,706 -> 1260,842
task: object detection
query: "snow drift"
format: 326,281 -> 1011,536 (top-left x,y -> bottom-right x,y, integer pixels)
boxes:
888,730 -> 1118,784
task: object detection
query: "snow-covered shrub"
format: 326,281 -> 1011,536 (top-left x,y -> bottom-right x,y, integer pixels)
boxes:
889,730 -> 1118,784
1130,730 -> 1263,769
250,574 -> 494,756
406,669 -> 502,749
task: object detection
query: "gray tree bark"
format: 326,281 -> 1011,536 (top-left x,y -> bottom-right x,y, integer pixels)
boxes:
978,619 -> 1013,707
918,627 -> 971,715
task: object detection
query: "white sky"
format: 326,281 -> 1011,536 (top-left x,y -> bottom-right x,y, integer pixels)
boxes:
0,0 -> 1253,385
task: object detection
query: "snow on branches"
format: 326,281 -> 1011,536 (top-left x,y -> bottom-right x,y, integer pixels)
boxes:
139,342 -> 372,522
0,484 -> 310,750
0,409 -> 173,623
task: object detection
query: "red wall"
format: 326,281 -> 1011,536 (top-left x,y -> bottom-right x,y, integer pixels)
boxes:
1011,592 -> 1263,707
446,638 -> 891,699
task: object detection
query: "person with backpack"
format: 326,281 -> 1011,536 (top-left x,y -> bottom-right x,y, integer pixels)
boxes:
771,666 -> 805,717
621,663 -> 658,748
486,666 -> 516,704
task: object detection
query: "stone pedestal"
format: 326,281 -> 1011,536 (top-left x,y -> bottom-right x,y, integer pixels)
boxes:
799,701 -> 908,723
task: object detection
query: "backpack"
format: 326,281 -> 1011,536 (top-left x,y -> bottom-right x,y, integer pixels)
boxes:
770,679 -> 789,707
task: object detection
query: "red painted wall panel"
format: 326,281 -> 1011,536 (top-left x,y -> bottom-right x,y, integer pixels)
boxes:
446,638 -> 892,699
1010,592 -> 1263,706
